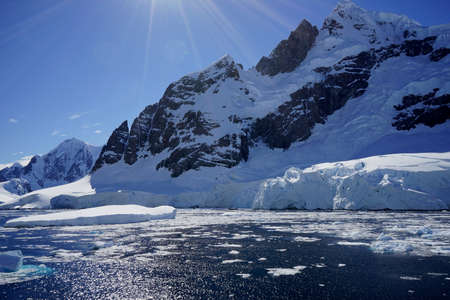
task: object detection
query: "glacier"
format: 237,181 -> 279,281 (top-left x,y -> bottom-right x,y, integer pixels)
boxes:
4,205 -> 176,227
46,152 -> 450,211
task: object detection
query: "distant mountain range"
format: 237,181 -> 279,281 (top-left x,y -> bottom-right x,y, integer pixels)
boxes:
0,139 -> 100,195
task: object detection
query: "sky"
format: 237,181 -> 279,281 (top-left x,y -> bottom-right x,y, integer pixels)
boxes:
1,0 -> 449,164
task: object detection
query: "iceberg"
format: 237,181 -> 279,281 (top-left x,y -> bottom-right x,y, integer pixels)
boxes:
253,153 -> 450,210
0,250 -> 23,272
4,205 -> 176,227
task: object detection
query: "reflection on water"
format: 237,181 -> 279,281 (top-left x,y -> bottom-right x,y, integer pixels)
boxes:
0,209 -> 449,299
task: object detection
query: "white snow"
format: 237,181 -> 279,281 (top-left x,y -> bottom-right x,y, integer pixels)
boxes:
293,236 -> 321,243
51,190 -> 171,210
221,259 -> 246,264
4,205 -> 176,227
400,276 -> 421,281
213,243 -> 242,248
258,258 -> 267,262
266,265 -> 307,277
0,182 -> 19,206
252,153 -> 450,210
42,152 -> 450,211
1,139 -> 101,194
0,176 -> 95,210
0,156 -> 33,170
0,250 -> 23,272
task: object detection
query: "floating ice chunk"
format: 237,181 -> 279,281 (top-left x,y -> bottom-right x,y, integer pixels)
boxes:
222,259 -> 246,264
258,257 -> 267,262
213,243 -> 242,248
371,240 -> 414,254
337,241 -> 370,246
90,241 -> 115,250
377,233 -> 394,241
0,264 -> 53,285
266,266 -> 307,277
416,227 -> 433,236
427,272 -> 448,276
4,205 -> 176,227
293,236 -> 321,243
0,250 -> 23,272
400,276 -> 421,281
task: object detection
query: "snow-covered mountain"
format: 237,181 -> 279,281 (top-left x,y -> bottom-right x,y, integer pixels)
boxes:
91,0 -> 450,197
2,1 -> 448,211
0,138 -> 101,195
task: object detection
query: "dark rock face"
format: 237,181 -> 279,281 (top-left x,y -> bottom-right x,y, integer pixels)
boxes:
93,56 -> 250,177
256,20 -> 319,76
393,89 -> 450,130
251,36 -> 441,149
323,18 -> 344,36
430,48 -> 450,62
124,105 -> 158,165
156,133 -> 249,177
92,121 -> 129,172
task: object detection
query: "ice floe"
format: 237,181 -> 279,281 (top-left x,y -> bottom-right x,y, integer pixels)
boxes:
266,266 -> 307,277
0,250 -> 23,272
4,205 -> 176,227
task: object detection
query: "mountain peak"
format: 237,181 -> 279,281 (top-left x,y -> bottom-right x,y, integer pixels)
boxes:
322,0 -> 423,44
336,0 -> 359,9
256,18 -> 318,76
217,54 -> 234,64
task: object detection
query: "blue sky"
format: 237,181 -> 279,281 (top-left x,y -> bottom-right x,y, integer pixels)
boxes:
1,0 -> 449,164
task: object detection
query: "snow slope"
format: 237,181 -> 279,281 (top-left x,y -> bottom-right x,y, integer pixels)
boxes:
0,176 -> 95,210
52,153 -> 450,211
0,156 -> 33,171
4,205 -> 176,227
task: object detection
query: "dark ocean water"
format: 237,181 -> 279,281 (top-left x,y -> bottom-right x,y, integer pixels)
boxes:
0,210 -> 449,299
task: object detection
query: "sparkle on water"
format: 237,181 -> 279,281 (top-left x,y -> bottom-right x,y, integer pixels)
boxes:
1,209 -> 450,299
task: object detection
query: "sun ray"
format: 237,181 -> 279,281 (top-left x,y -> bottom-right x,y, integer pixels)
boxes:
197,0 -> 256,67
142,0 -> 156,85
235,0 -> 295,31
176,0 -> 202,68
0,0 -> 72,47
